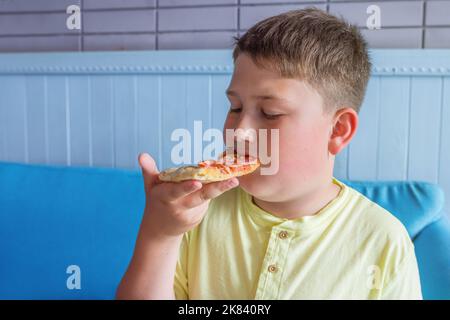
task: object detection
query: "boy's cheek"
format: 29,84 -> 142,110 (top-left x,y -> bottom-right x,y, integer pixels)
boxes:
256,138 -> 327,181
238,142 -> 327,200
237,123 -> 331,197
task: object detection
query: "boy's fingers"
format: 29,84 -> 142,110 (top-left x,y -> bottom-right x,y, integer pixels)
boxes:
181,178 -> 239,209
138,153 -> 160,188
158,180 -> 203,202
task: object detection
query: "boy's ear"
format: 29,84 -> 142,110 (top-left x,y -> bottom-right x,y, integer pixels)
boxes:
328,107 -> 358,156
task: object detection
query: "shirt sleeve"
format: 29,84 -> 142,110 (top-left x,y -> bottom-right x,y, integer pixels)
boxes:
173,232 -> 189,300
380,246 -> 423,300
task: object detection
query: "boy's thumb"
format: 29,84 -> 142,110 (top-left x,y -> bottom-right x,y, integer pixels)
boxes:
138,153 -> 160,187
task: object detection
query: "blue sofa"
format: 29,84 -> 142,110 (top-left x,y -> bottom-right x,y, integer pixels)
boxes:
0,161 -> 449,299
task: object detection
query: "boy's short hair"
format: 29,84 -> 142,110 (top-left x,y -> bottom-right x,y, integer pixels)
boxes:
232,8 -> 371,114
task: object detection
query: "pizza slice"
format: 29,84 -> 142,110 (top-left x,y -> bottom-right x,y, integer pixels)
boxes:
158,151 -> 260,183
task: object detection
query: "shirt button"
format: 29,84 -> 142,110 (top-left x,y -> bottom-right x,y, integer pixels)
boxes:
278,230 -> 289,239
268,264 -> 278,273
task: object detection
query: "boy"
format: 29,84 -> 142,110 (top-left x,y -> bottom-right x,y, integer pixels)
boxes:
116,8 -> 422,299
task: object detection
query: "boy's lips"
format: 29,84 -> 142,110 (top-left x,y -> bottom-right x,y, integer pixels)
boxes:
220,149 -> 259,164
225,147 -> 254,158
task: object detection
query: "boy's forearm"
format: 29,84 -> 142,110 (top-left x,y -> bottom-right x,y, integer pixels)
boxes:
116,230 -> 183,300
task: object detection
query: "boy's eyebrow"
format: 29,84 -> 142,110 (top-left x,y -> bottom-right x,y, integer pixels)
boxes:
226,89 -> 291,103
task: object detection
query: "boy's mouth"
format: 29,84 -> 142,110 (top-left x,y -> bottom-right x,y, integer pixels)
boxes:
221,148 -> 258,165
226,145 -> 254,157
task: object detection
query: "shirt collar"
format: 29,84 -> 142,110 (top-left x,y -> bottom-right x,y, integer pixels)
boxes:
240,177 -> 349,236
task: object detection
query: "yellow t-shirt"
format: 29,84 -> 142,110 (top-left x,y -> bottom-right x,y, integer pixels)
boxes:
174,177 -> 422,299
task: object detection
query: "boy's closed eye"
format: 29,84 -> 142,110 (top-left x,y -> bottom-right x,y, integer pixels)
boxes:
228,106 -> 285,120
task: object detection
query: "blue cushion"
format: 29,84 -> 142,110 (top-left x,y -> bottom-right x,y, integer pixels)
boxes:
342,180 -> 445,239
0,161 -> 144,299
343,179 -> 450,300
0,161 -> 449,299
414,216 -> 450,300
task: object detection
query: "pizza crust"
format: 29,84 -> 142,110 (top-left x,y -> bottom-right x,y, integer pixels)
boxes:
158,157 -> 260,183
158,166 -> 217,183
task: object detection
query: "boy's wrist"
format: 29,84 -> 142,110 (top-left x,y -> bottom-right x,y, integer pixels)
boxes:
146,229 -> 184,244
138,221 -> 184,246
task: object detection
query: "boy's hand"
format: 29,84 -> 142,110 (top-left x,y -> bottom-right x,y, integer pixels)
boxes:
138,153 -> 239,239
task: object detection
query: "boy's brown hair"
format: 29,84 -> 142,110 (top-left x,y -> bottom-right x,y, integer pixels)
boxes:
232,8 -> 371,114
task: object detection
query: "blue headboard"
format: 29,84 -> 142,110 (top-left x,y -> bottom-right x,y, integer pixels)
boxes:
0,49 -> 449,214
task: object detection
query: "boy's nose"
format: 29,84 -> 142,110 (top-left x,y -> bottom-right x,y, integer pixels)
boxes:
234,112 -> 256,142
234,128 -> 256,143
232,129 -> 259,158
223,128 -> 257,155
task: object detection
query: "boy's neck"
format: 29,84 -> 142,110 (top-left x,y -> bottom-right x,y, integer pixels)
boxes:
252,178 -> 342,220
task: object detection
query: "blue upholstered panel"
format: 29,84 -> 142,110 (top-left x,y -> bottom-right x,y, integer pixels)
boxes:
0,162 -> 144,299
0,161 -> 448,299
343,180 -> 445,239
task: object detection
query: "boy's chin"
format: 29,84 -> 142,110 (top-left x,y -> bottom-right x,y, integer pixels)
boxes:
237,173 -> 278,199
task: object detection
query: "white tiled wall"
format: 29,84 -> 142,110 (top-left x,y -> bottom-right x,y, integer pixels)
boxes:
0,0 -> 449,52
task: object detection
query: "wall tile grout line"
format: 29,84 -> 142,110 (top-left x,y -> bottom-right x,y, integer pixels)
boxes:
6,29 -> 450,41
237,0 -> 241,40
81,0 -> 84,51
4,26 -> 450,40
153,2 -> 327,10
155,0 -> 159,50
0,5 -> 168,15
0,25 -> 450,39
0,0 -> 435,15
0,33 -> 82,38
422,0 -> 427,49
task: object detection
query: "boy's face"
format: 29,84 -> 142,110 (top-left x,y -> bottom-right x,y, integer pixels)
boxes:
223,53 -> 343,202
